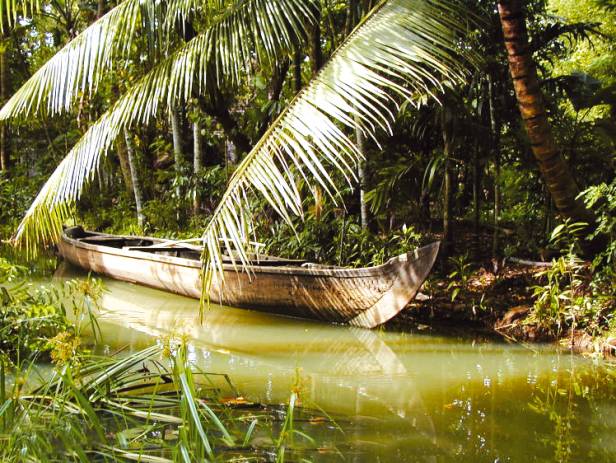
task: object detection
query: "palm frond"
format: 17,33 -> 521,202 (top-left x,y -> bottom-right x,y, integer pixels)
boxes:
1,0 -> 311,121
199,0 -> 476,297
12,0 -> 316,253
1,0 -> 150,120
0,0 -> 39,31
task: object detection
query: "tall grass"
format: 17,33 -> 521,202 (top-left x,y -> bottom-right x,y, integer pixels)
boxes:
1,255 -> 339,461
0,340 -> 340,462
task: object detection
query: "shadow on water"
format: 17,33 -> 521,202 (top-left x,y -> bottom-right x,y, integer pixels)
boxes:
54,262 -> 616,462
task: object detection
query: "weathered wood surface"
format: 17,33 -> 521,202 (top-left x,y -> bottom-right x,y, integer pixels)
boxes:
57,227 -> 439,328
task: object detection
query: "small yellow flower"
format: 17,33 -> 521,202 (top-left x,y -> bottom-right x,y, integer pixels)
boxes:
48,331 -> 81,366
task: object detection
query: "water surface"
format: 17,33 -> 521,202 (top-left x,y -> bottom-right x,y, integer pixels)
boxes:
58,268 -> 616,462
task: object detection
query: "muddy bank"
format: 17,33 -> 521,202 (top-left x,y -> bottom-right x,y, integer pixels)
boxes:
387,259 -> 615,357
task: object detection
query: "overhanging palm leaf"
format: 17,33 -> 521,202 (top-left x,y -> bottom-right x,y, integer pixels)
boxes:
11,0 -> 315,254
0,0 -> 39,31
199,0 -> 475,298
0,0 -> 309,121
1,0 -> 161,120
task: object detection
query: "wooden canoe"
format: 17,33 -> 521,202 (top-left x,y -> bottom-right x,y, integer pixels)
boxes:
57,226 -> 439,328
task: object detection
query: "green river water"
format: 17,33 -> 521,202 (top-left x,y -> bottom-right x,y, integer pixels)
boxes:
56,267 -> 616,462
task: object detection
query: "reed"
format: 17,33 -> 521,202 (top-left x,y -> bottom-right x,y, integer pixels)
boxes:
0,340 -> 339,462
1,256 -> 339,461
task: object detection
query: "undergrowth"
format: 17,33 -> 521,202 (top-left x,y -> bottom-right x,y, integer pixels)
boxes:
0,255 -> 336,462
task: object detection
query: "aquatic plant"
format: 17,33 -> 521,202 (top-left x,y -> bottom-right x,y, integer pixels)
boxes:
0,338 -> 337,462
0,257 -> 104,363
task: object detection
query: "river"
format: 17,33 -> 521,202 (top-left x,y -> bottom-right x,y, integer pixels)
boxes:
56,266 -> 616,462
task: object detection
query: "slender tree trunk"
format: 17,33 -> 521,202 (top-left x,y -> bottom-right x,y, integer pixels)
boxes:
344,0 -> 358,36
96,0 -> 105,19
0,34 -> 9,174
443,160 -> 452,263
488,75 -> 501,259
419,186 -> 431,224
193,120 -> 203,215
293,50 -> 302,93
543,185 -> 552,237
124,130 -> 145,228
472,141 -> 480,233
442,122 -> 453,264
497,0 -> 590,225
310,6 -> 323,75
171,107 -> 184,169
115,138 -> 133,195
170,106 -> 185,222
419,146 -> 432,226
354,117 -> 369,230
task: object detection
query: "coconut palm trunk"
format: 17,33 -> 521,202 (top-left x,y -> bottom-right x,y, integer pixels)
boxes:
115,138 -> 133,195
170,106 -> 185,222
310,5 -> 323,75
193,120 -> 203,215
496,0 -> 589,224
355,119 -> 369,230
293,49 -> 302,92
0,34 -> 8,174
472,141 -> 480,232
441,117 -> 453,264
124,130 -> 145,228
488,74 -> 501,258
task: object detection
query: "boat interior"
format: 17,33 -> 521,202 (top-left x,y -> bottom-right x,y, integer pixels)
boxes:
64,226 -> 307,266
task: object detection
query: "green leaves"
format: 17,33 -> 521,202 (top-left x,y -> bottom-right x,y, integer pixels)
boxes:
199,0 -> 475,295
10,0 -> 316,254
6,0 -> 475,302
0,0 -> 314,122
1,0 -> 146,120
0,0 -> 39,32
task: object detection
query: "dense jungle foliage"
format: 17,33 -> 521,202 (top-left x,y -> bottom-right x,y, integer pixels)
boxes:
0,0 -> 614,343
0,2 -> 615,460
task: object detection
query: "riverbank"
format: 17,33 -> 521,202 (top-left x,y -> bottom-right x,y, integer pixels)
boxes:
392,258 -> 616,357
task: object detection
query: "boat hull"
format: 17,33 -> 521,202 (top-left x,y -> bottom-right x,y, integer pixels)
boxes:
57,229 -> 439,328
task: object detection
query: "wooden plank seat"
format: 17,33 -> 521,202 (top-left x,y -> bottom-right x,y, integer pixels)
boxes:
123,246 -> 306,267
125,245 -> 199,253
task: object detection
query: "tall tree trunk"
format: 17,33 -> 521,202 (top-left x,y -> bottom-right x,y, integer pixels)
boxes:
497,0 -> 590,225
472,141 -> 481,233
354,117 -> 369,230
419,146 -> 432,226
488,75 -> 501,259
96,0 -> 105,19
170,106 -> 185,222
171,107 -> 184,168
310,6 -> 323,76
442,122 -> 453,264
293,50 -> 302,93
344,0 -> 358,36
0,34 -> 9,174
115,138 -> 133,195
193,119 -> 203,215
124,130 -> 145,228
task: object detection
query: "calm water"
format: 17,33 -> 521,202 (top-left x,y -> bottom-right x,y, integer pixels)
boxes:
57,267 -> 616,462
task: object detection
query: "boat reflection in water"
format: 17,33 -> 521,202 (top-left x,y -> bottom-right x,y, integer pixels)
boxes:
54,263 -> 616,462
